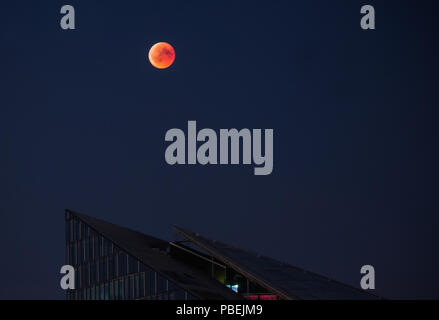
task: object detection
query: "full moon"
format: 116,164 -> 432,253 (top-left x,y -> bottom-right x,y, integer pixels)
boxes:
148,42 -> 175,69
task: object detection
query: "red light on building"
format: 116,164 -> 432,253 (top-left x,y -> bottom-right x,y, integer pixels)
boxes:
259,295 -> 278,300
244,295 -> 259,300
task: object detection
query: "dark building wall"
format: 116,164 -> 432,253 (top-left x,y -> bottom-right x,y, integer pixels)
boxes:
65,211 -> 198,300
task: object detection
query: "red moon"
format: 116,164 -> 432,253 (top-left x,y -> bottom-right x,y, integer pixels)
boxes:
148,42 -> 175,69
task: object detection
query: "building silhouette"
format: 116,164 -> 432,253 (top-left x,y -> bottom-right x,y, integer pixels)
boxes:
65,209 -> 378,300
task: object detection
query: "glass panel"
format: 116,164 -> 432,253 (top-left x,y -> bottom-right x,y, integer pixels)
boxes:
69,244 -> 75,266
168,280 -> 178,291
134,274 -> 140,299
86,263 -> 90,286
187,292 -> 199,300
91,237 -> 95,259
90,261 -> 96,284
99,237 -> 104,257
75,219 -> 80,241
146,270 -> 155,296
81,222 -> 86,241
103,258 -> 108,281
91,286 -> 95,300
118,253 -> 127,276
77,241 -> 83,265
124,277 -> 130,300
98,260 -> 103,282
77,219 -> 81,242
114,280 -> 119,300
157,274 -> 166,294
85,239 -> 90,261
140,273 -> 145,298
70,219 -> 74,242
72,243 -> 76,265
108,255 -> 115,279
74,267 -> 79,289
169,289 -> 186,300
103,238 -> 109,256
94,236 -> 100,258
105,283 -> 109,300
100,284 -> 104,300
66,220 -> 70,243
128,256 -> 137,274
119,279 -> 124,300
78,265 -> 83,288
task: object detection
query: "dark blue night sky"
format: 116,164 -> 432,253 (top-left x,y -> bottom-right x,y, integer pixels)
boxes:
1,1 -> 438,299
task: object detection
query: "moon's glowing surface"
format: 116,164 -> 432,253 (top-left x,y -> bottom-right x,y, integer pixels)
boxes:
148,42 -> 175,69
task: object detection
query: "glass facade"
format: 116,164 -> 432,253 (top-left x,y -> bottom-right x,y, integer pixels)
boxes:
65,211 -> 197,300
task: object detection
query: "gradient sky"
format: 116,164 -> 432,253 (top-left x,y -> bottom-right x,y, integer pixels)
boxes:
1,0 -> 438,299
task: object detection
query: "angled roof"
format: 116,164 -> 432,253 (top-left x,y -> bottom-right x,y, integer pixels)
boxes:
68,210 -> 240,300
173,226 -> 380,300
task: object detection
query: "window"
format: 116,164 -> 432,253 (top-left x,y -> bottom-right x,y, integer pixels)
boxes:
156,274 -> 166,294
118,253 -> 127,276
105,283 -> 109,300
78,265 -> 83,288
119,279 -> 124,300
98,260 -> 103,282
85,239 -> 90,261
86,263 -> 91,286
91,286 -> 95,300
102,258 -> 108,281
70,219 -> 74,242
139,273 -> 145,298
187,292 -> 198,300
77,241 -> 83,265
103,238 -> 109,256
125,277 -> 130,300
74,267 -> 79,289
74,219 -> 80,241
94,236 -> 100,258
90,261 -> 96,284
169,289 -> 186,300
128,256 -> 137,274
99,237 -> 104,257
81,222 -> 86,241
146,270 -> 155,296
168,280 -> 178,291
114,280 -> 119,300
226,284 -> 239,293
100,284 -> 105,300
108,255 -> 115,279
66,221 -> 70,243
134,274 -> 140,299
69,244 -> 75,265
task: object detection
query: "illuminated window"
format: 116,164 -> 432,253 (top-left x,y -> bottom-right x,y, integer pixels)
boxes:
226,284 -> 239,293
